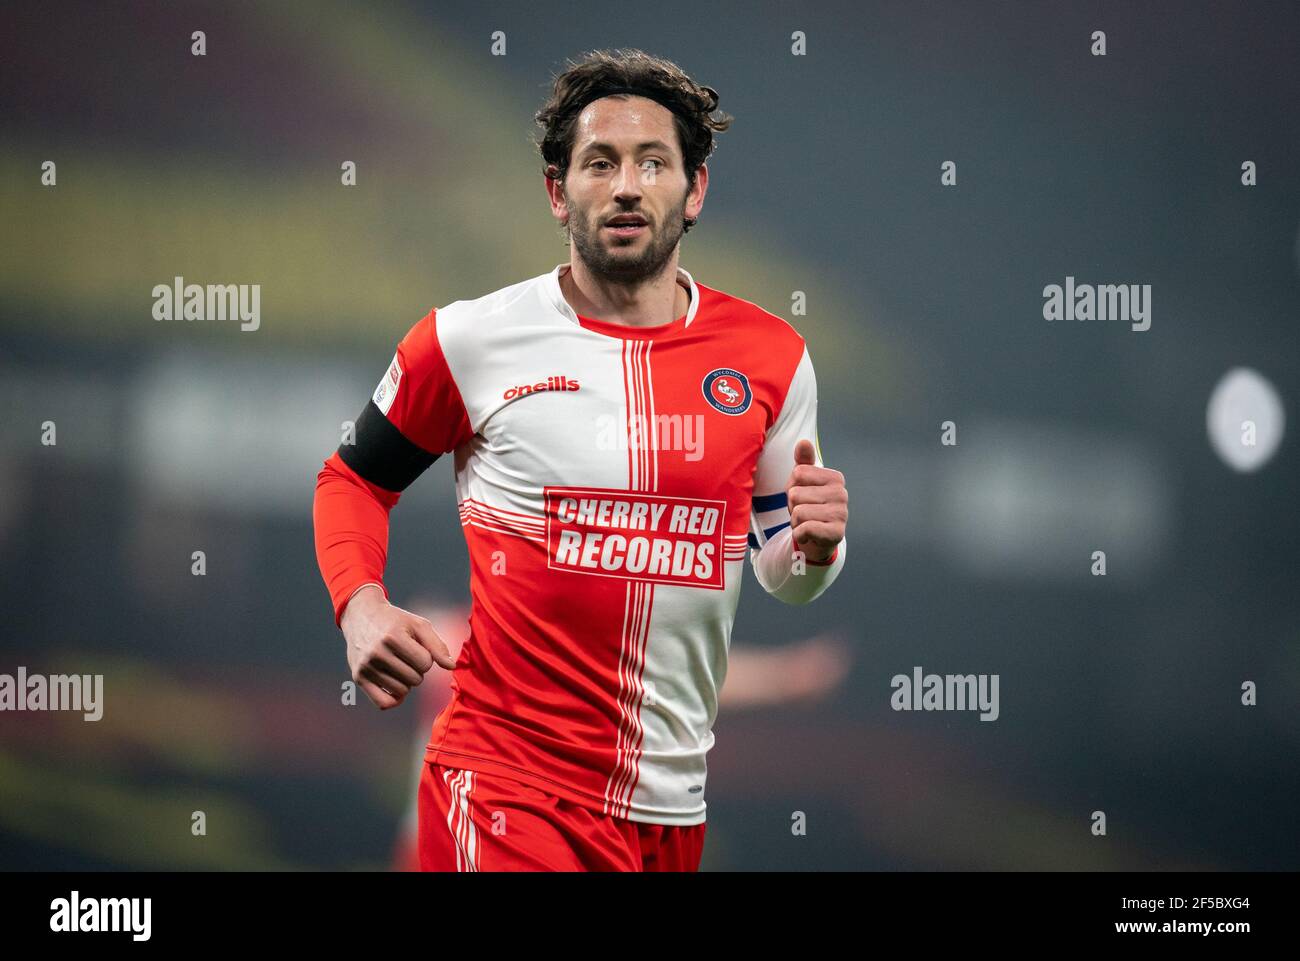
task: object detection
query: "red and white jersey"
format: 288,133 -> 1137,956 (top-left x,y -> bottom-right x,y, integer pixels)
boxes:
315,262 -> 845,825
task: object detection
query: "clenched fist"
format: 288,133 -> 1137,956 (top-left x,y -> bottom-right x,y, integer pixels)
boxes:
339,585 -> 457,709
785,438 -> 848,564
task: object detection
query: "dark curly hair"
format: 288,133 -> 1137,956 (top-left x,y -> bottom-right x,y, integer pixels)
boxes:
535,48 -> 733,233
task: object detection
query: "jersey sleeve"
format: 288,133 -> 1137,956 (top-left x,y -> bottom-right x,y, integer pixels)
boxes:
348,307 -> 475,483
747,342 -> 846,604
313,307 -> 474,626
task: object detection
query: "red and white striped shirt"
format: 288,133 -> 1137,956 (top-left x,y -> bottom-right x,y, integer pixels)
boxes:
314,263 -> 845,825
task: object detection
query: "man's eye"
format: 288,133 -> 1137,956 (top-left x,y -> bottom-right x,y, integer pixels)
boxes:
588,159 -> 662,171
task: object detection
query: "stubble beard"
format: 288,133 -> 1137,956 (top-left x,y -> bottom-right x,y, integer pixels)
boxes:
564,186 -> 688,286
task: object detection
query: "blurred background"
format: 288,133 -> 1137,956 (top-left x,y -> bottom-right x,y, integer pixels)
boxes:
1,0 -> 1297,870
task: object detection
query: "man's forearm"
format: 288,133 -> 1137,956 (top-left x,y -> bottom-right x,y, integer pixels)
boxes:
314,451 -> 400,627
752,526 -> 846,605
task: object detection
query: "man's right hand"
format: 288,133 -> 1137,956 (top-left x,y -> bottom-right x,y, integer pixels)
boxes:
339,585 -> 458,710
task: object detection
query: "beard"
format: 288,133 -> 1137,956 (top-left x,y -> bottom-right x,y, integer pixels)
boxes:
564,187 -> 688,285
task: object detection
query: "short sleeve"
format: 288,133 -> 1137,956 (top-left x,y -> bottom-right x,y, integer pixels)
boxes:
339,308 -> 474,492
376,307 -> 474,455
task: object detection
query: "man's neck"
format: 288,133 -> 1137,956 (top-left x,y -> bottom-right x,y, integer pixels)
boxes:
560,257 -> 690,328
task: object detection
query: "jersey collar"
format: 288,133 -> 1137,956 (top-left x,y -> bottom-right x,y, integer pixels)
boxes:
544,262 -> 701,330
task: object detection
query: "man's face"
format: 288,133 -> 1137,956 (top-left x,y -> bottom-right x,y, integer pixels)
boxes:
552,95 -> 705,284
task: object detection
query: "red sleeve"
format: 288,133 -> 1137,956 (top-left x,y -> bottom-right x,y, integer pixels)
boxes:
382,308 -> 473,454
313,450 -> 400,627
312,307 -> 473,627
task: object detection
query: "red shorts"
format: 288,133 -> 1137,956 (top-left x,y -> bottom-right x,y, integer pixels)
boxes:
417,761 -> 706,872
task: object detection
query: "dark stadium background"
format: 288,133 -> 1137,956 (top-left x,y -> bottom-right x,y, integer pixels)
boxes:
1,0 -> 1297,870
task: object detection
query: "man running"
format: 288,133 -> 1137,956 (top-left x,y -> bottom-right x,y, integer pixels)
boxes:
313,48 -> 849,871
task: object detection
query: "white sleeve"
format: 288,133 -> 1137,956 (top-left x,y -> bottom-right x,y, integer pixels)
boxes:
748,344 -> 846,605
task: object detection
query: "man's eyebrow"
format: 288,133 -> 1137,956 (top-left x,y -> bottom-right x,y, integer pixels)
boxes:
577,139 -> 674,157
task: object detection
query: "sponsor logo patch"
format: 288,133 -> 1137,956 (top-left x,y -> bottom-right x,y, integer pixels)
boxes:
544,486 -> 727,589
373,353 -> 402,415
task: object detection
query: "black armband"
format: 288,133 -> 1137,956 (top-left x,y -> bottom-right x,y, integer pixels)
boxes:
337,400 -> 439,493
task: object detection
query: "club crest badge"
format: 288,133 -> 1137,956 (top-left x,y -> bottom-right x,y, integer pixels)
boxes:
702,368 -> 752,415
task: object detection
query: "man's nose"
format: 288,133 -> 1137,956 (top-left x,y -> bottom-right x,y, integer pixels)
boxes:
613,160 -> 644,201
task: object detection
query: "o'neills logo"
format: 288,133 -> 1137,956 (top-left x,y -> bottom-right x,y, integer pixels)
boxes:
544,486 -> 726,589
503,375 -> 580,399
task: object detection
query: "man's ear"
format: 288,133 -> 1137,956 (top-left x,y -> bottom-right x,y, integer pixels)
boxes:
686,161 -> 709,221
544,167 -> 570,223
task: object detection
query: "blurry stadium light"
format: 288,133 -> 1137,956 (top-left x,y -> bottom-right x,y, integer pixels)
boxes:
1206,367 -> 1285,473
127,348 -> 374,516
937,417 -> 1172,584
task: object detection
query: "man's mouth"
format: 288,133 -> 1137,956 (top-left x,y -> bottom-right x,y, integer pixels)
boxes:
605,214 -> 648,237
